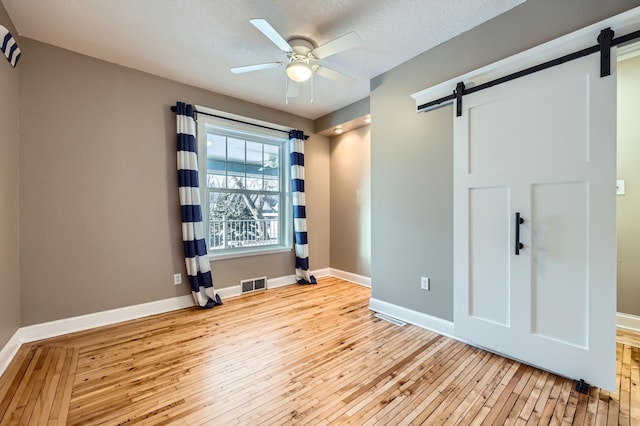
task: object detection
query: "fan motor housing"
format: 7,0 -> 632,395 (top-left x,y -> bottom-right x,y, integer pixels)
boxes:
288,38 -> 315,56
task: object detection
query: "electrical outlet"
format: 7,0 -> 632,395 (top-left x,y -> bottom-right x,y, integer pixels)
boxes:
420,276 -> 430,290
173,273 -> 182,285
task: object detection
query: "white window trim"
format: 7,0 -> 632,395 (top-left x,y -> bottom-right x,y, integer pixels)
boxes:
195,106 -> 293,260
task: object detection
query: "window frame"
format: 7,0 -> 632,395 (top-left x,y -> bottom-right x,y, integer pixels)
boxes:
196,108 -> 292,260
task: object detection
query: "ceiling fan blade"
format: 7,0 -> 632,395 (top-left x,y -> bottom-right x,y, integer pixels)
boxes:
314,66 -> 356,86
286,80 -> 300,98
250,19 -> 293,53
230,62 -> 284,74
311,32 -> 361,59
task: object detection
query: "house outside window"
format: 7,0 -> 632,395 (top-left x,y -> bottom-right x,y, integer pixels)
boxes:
197,110 -> 292,259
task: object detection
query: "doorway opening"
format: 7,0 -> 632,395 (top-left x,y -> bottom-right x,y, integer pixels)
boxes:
616,41 -> 640,328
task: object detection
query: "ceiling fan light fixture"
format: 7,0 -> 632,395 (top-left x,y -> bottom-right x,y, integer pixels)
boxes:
286,62 -> 312,82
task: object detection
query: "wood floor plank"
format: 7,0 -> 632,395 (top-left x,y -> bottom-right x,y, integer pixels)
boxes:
46,347 -> 78,426
447,356 -> 514,425
619,343 -> 632,426
1,346 -> 45,425
572,390 -> 590,425
482,363 -> 531,425
551,378 -> 573,425
513,369 -> 548,424
349,342 -> 473,425
594,388 -> 610,426
630,345 -> 640,424
0,278 -> 637,425
436,352 -> 507,425
0,345 -> 36,421
583,384 -> 600,426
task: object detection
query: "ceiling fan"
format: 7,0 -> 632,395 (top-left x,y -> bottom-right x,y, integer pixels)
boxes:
230,19 -> 361,102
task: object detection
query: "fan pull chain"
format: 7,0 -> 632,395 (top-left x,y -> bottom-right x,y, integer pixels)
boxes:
285,73 -> 289,105
310,73 -> 314,104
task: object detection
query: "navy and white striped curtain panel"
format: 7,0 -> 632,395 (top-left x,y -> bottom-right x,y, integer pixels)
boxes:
176,102 -> 222,309
0,25 -> 20,67
290,130 -> 317,284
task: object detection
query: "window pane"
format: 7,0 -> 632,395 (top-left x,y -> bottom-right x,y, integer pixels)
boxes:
264,177 -> 279,191
207,133 -> 226,160
226,138 -> 245,189
208,191 -> 280,250
246,176 -> 262,190
264,144 -> 279,168
207,173 -> 226,188
263,144 -> 280,191
206,158 -> 226,188
206,134 -> 226,189
208,192 -> 226,250
227,165 -> 245,189
227,138 -> 245,162
246,141 -> 263,190
246,141 -> 263,166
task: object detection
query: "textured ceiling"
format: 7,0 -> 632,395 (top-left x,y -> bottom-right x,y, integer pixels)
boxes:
2,0 -> 524,119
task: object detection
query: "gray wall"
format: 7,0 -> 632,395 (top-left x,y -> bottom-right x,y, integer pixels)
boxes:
370,0 -> 640,321
315,97 -> 370,134
330,125 -> 371,277
19,38 -> 330,326
0,4 -> 20,348
617,55 -> 640,316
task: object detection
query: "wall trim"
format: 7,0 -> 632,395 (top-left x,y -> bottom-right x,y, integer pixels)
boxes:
368,297 -> 455,338
216,274 -> 297,297
313,268 -> 332,279
217,268 -> 331,298
267,274 -> 297,290
20,295 -> 196,343
617,312 -> 640,332
0,330 -> 22,378
330,268 -> 371,287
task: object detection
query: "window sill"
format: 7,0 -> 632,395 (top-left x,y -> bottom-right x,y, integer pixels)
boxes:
208,246 -> 292,261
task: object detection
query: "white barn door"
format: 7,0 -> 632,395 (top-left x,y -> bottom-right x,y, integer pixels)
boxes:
453,52 -> 617,390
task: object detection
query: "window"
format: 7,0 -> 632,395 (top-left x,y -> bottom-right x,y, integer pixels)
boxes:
197,110 -> 291,259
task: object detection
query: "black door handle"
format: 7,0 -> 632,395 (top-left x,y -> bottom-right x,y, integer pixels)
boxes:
515,212 -> 525,255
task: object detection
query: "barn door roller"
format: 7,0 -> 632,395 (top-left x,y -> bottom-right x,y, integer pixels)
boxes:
598,28 -> 614,77
455,82 -> 465,117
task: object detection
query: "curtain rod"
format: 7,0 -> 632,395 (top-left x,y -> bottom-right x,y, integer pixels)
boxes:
170,105 -> 308,139
417,27 -> 640,114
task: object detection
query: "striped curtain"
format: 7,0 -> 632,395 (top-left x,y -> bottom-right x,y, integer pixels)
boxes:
0,25 -> 21,67
290,130 -> 317,284
176,102 -> 222,308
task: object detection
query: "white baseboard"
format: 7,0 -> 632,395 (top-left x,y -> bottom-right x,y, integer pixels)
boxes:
368,297 -> 455,338
267,274 -> 297,290
313,268 -> 332,278
0,329 -> 22,378
20,295 -> 195,343
215,285 -> 243,299
617,312 -> 640,332
218,268 -> 330,298
330,268 -> 371,287
216,275 -> 295,298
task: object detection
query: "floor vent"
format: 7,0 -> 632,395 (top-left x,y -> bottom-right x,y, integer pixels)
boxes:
374,313 -> 406,327
241,276 -> 267,294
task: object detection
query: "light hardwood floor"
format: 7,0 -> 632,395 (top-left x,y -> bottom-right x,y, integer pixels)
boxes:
0,277 -> 638,425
